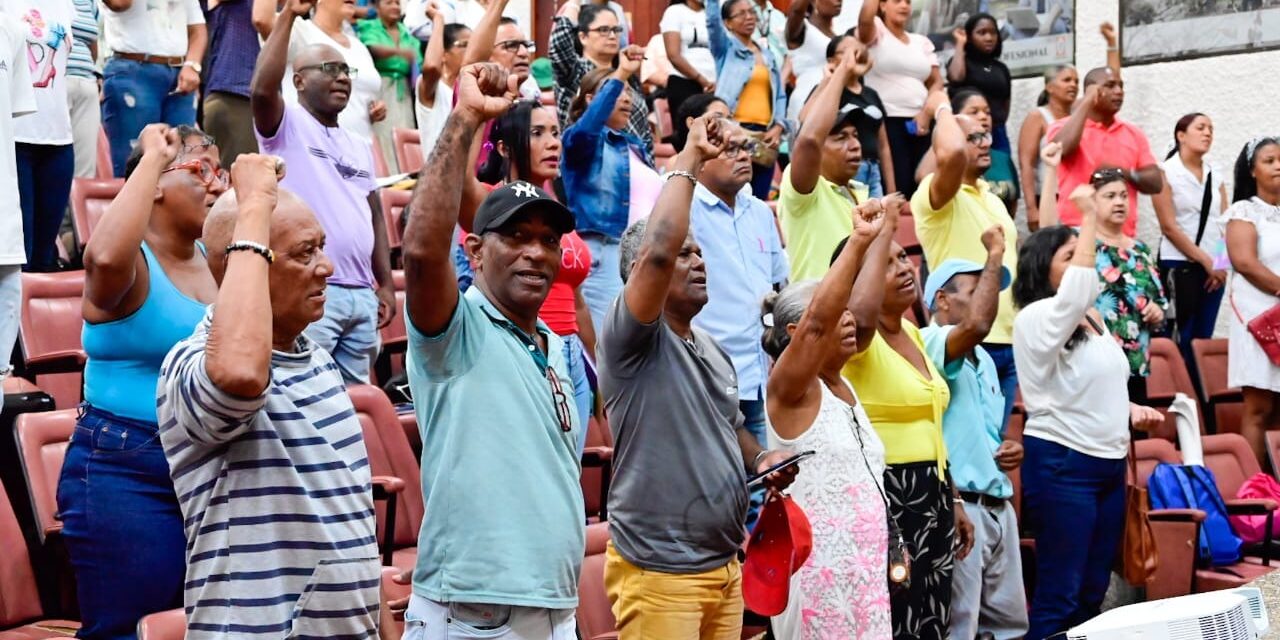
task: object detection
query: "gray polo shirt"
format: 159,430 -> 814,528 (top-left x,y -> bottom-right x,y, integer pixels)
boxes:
598,297 -> 748,574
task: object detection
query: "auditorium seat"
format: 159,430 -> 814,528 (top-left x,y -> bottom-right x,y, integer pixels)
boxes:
1191,338 -> 1242,434
13,410 -> 76,543
380,189 -> 412,268
374,269 -> 408,386
17,272 -> 86,410
894,213 -> 922,256
392,128 -> 422,175
69,178 -> 123,249
581,416 -> 613,522
1146,338 -> 1205,441
135,609 -> 184,640
1202,433 -> 1278,563
577,522 -> 617,640
348,385 -> 423,570
0,479 -> 79,638
95,127 -> 112,180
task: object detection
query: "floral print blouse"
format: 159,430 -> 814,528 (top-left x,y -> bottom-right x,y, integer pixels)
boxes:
1095,239 -> 1168,377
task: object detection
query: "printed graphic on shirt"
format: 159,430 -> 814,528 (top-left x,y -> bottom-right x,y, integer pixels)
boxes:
308,146 -> 373,181
19,9 -> 68,88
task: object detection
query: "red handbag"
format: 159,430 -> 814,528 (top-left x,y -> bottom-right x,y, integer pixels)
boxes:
1232,295 -> 1280,366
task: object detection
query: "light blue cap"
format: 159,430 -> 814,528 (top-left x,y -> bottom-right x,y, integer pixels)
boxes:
923,259 -> 1012,312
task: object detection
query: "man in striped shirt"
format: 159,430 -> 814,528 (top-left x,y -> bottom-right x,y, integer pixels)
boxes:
157,153 -> 381,639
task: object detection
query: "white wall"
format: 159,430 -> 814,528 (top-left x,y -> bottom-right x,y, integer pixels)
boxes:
1007,0 -> 1280,247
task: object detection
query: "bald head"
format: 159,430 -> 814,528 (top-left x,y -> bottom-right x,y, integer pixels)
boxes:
1082,66 -> 1112,89
294,44 -> 344,72
203,188 -> 314,283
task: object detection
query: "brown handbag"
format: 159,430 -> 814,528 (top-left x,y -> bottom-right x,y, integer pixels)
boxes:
1121,439 -> 1159,586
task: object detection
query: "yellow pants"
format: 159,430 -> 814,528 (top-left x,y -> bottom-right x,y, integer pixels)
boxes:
603,542 -> 743,640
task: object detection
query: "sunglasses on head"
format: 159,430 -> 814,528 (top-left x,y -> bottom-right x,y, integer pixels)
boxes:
1091,167 -> 1125,182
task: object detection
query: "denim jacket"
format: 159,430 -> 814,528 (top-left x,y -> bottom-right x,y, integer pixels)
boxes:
707,0 -> 788,132
562,78 -> 653,239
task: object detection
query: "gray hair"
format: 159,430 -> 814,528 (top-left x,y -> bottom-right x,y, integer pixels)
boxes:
619,219 -> 648,283
760,280 -> 821,360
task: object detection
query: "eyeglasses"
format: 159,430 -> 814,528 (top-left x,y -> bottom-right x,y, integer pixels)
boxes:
182,134 -> 215,155
545,367 -> 573,433
162,159 -> 228,190
581,25 -> 624,36
727,10 -> 755,21
495,39 -> 536,52
965,131 -> 993,146
297,62 -> 357,78
450,40 -> 470,50
723,139 -> 759,157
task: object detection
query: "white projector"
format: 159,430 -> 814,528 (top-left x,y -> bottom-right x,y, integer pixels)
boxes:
1067,588 -> 1270,640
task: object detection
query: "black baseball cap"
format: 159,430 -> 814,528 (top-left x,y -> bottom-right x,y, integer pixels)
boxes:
473,181 -> 576,235
831,103 -> 867,135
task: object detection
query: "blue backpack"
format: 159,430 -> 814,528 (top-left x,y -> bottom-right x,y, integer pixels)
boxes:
1148,463 -> 1242,567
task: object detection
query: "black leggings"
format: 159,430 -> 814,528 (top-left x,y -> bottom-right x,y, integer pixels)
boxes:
883,116 -> 933,199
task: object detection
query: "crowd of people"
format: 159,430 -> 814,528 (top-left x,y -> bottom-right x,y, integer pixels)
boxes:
3,0 -> 1280,639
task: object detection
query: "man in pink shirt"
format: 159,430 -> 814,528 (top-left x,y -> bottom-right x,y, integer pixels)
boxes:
1047,67 -> 1162,236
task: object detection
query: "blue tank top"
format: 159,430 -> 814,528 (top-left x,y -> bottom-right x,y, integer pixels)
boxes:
82,243 -> 209,423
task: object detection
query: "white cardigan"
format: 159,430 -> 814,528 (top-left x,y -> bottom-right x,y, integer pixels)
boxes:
1013,265 -> 1132,459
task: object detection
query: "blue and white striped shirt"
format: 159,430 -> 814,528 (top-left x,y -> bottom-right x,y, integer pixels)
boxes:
68,0 -> 98,80
157,313 -> 380,639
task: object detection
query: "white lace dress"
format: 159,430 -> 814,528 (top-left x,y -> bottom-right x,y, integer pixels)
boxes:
1227,197 -> 1280,392
769,381 -> 893,639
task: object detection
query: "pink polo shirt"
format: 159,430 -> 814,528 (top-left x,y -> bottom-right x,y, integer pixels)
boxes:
1046,116 -> 1157,237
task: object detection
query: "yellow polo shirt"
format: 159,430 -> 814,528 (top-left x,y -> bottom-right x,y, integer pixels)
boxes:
842,321 -> 950,470
777,165 -> 871,282
911,174 -> 1018,344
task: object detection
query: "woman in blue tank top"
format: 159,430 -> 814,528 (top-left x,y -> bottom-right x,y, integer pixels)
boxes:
56,124 -> 226,640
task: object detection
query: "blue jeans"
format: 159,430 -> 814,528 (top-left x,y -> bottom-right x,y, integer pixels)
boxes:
562,333 -> 593,456
982,343 -> 1018,431
855,159 -> 886,199
580,233 -> 622,332
741,397 -> 767,531
102,57 -> 198,177
56,405 -> 186,640
452,238 -> 474,292
1021,436 -> 1126,640
16,143 -> 74,271
305,284 -> 381,384
1159,259 -> 1225,389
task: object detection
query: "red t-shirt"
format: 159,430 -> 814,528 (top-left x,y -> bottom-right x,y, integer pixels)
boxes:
1045,116 -> 1157,237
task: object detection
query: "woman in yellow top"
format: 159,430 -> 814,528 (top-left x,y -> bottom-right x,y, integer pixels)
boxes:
838,225 -> 975,640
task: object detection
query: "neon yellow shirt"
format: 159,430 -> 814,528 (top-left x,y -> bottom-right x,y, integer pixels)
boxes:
778,165 -> 870,282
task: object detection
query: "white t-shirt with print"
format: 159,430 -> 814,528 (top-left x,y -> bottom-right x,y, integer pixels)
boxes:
283,17 -> 382,145
103,0 -> 204,57
0,13 -> 37,265
11,0 -> 73,145
660,3 -> 717,82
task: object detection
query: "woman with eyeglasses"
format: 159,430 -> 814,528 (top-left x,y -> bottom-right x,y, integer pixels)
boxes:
1040,158 -> 1168,402
57,124 -> 228,639
661,0 -> 718,122
562,49 -> 663,330
1225,136 -> 1280,461
457,99 -> 599,453
252,0 -> 385,148
707,0 -> 788,200
550,0 -> 654,154
1014,185 -> 1164,640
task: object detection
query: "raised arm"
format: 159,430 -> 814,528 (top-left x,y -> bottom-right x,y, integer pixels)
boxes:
1018,110 -> 1046,230
251,0 -> 311,137
769,201 -> 882,404
791,47 -> 865,195
1037,141 -> 1061,228
83,125 -> 181,314
705,0 -> 730,65
204,155 -> 279,398
462,0 -> 510,67
549,13 -> 582,88
622,115 -> 725,323
418,2 -> 446,106
925,93 -> 966,209
945,26 -> 967,83
942,225 -> 1004,363
1101,22 -> 1121,79
847,194 -> 903,352
785,0 -> 811,49
403,63 -> 517,335
856,0 -> 878,45
564,51 -> 640,160
1050,82 -> 1097,158
251,0 -> 281,38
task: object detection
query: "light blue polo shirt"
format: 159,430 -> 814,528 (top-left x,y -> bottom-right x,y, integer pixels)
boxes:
405,286 -> 585,608
921,323 -> 1012,499
689,184 -> 790,401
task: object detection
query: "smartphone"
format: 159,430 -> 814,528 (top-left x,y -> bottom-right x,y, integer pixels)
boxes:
747,450 -> 815,488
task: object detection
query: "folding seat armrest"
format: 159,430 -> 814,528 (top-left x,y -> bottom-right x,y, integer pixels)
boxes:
372,476 -> 406,498
1148,508 -> 1207,522
371,476 -> 405,566
581,446 -> 613,467
1225,498 -> 1279,514
25,349 -> 88,376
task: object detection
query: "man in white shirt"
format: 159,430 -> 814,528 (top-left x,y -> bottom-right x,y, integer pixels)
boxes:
0,12 -> 35,413
101,0 -> 206,176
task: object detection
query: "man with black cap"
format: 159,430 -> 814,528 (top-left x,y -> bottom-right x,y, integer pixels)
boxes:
399,61 -> 585,638
918,226 -> 1028,640
777,45 -> 885,282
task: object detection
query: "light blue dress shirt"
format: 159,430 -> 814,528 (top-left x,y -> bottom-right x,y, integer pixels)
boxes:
690,184 -> 789,401
921,323 -> 1013,499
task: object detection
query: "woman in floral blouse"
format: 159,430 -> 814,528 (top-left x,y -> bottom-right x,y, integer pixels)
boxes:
1041,161 -> 1167,400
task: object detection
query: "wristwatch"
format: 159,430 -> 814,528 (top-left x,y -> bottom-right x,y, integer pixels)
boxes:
182,60 -> 202,74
